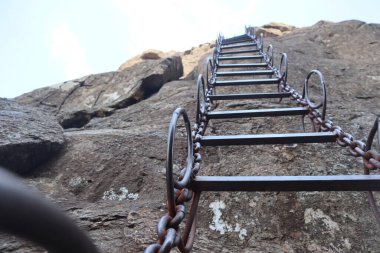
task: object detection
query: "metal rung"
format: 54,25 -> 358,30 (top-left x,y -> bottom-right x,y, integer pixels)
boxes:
217,63 -> 268,68
190,175 -> 380,192
218,55 -> 263,61
219,49 -> 260,55
223,34 -> 249,40
200,132 -> 337,146
216,70 -> 275,76
207,107 -> 308,119
208,92 -> 291,100
222,38 -> 253,45
221,43 -> 257,49
214,78 -> 279,86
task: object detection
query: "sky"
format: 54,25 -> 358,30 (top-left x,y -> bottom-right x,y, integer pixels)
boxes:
1,0 -> 380,98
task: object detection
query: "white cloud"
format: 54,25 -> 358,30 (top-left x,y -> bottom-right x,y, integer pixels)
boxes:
48,23 -> 92,80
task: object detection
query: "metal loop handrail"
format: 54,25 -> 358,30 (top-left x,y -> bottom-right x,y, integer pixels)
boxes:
303,70 -> 327,121
196,75 -> 206,125
266,44 -> 274,66
166,108 -> 193,217
279,53 -> 288,84
365,116 -> 380,223
258,33 -> 264,51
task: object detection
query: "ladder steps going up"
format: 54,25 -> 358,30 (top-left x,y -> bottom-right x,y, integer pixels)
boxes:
217,63 -> 268,68
200,132 -> 337,146
222,38 -> 253,45
208,92 -> 291,100
222,34 -> 249,41
216,70 -> 275,76
190,175 -> 380,192
219,49 -> 260,55
218,55 -> 263,60
214,78 -> 280,86
221,43 -> 257,49
207,107 -> 308,119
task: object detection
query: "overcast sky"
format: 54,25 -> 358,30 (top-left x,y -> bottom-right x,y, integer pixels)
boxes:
1,0 -> 380,98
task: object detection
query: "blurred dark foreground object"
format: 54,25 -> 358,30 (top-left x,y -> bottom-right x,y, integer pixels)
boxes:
0,167 -> 100,253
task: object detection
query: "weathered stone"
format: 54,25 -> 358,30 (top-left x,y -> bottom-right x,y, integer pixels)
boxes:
119,43 -> 215,79
2,20 -> 380,252
118,49 -> 178,70
17,56 -> 183,128
263,22 -> 296,32
182,42 -> 215,79
257,22 -> 296,37
0,98 -> 64,174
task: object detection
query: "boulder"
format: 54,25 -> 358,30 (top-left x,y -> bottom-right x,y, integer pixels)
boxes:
257,22 -> 296,37
17,56 -> 183,128
118,49 -> 178,70
0,98 -> 64,174
182,42 -> 215,79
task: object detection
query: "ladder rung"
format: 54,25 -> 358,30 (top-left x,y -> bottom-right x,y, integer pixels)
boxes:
223,34 -> 249,41
221,43 -> 257,49
190,175 -> 380,192
217,63 -> 268,68
200,132 -> 337,146
216,70 -> 275,76
219,49 -> 260,55
207,107 -> 308,119
214,78 -> 279,86
218,55 -> 263,61
208,92 -> 291,101
222,38 -> 253,45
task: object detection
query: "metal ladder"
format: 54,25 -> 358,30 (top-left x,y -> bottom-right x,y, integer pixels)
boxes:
145,27 -> 380,253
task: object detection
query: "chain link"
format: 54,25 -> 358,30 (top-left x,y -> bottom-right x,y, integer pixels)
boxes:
280,80 -> 380,171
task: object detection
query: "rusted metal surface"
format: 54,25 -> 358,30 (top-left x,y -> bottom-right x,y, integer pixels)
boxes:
145,28 -> 380,252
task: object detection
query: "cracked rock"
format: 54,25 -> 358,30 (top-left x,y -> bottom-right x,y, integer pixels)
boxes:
16,56 -> 183,129
0,98 -> 64,174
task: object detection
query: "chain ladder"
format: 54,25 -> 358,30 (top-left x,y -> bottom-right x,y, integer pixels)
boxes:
145,26 -> 380,252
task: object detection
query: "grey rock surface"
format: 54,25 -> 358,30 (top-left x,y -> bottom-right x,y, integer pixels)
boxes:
1,20 -> 380,252
16,56 -> 183,128
0,98 -> 64,174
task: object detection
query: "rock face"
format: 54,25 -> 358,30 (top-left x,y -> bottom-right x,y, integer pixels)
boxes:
182,42 -> 215,78
257,22 -> 296,37
1,20 -> 380,252
118,43 -> 215,79
17,56 -> 183,128
118,49 -> 178,70
0,98 -> 64,174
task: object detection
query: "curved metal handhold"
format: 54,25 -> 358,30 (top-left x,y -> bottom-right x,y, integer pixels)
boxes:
212,47 -> 219,67
206,58 -> 216,91
365,116 -> 380,224
266,44 -> 274,66
303,70 -> 327,118
259,33 -> 264,51
0,167 -> 99,253
300,70 -> 327,132
196,75 -> 206,125
206,57 -> 212,88
166,108 -> 193,218
279,53 -> 288,84
278,53 -> 288,104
